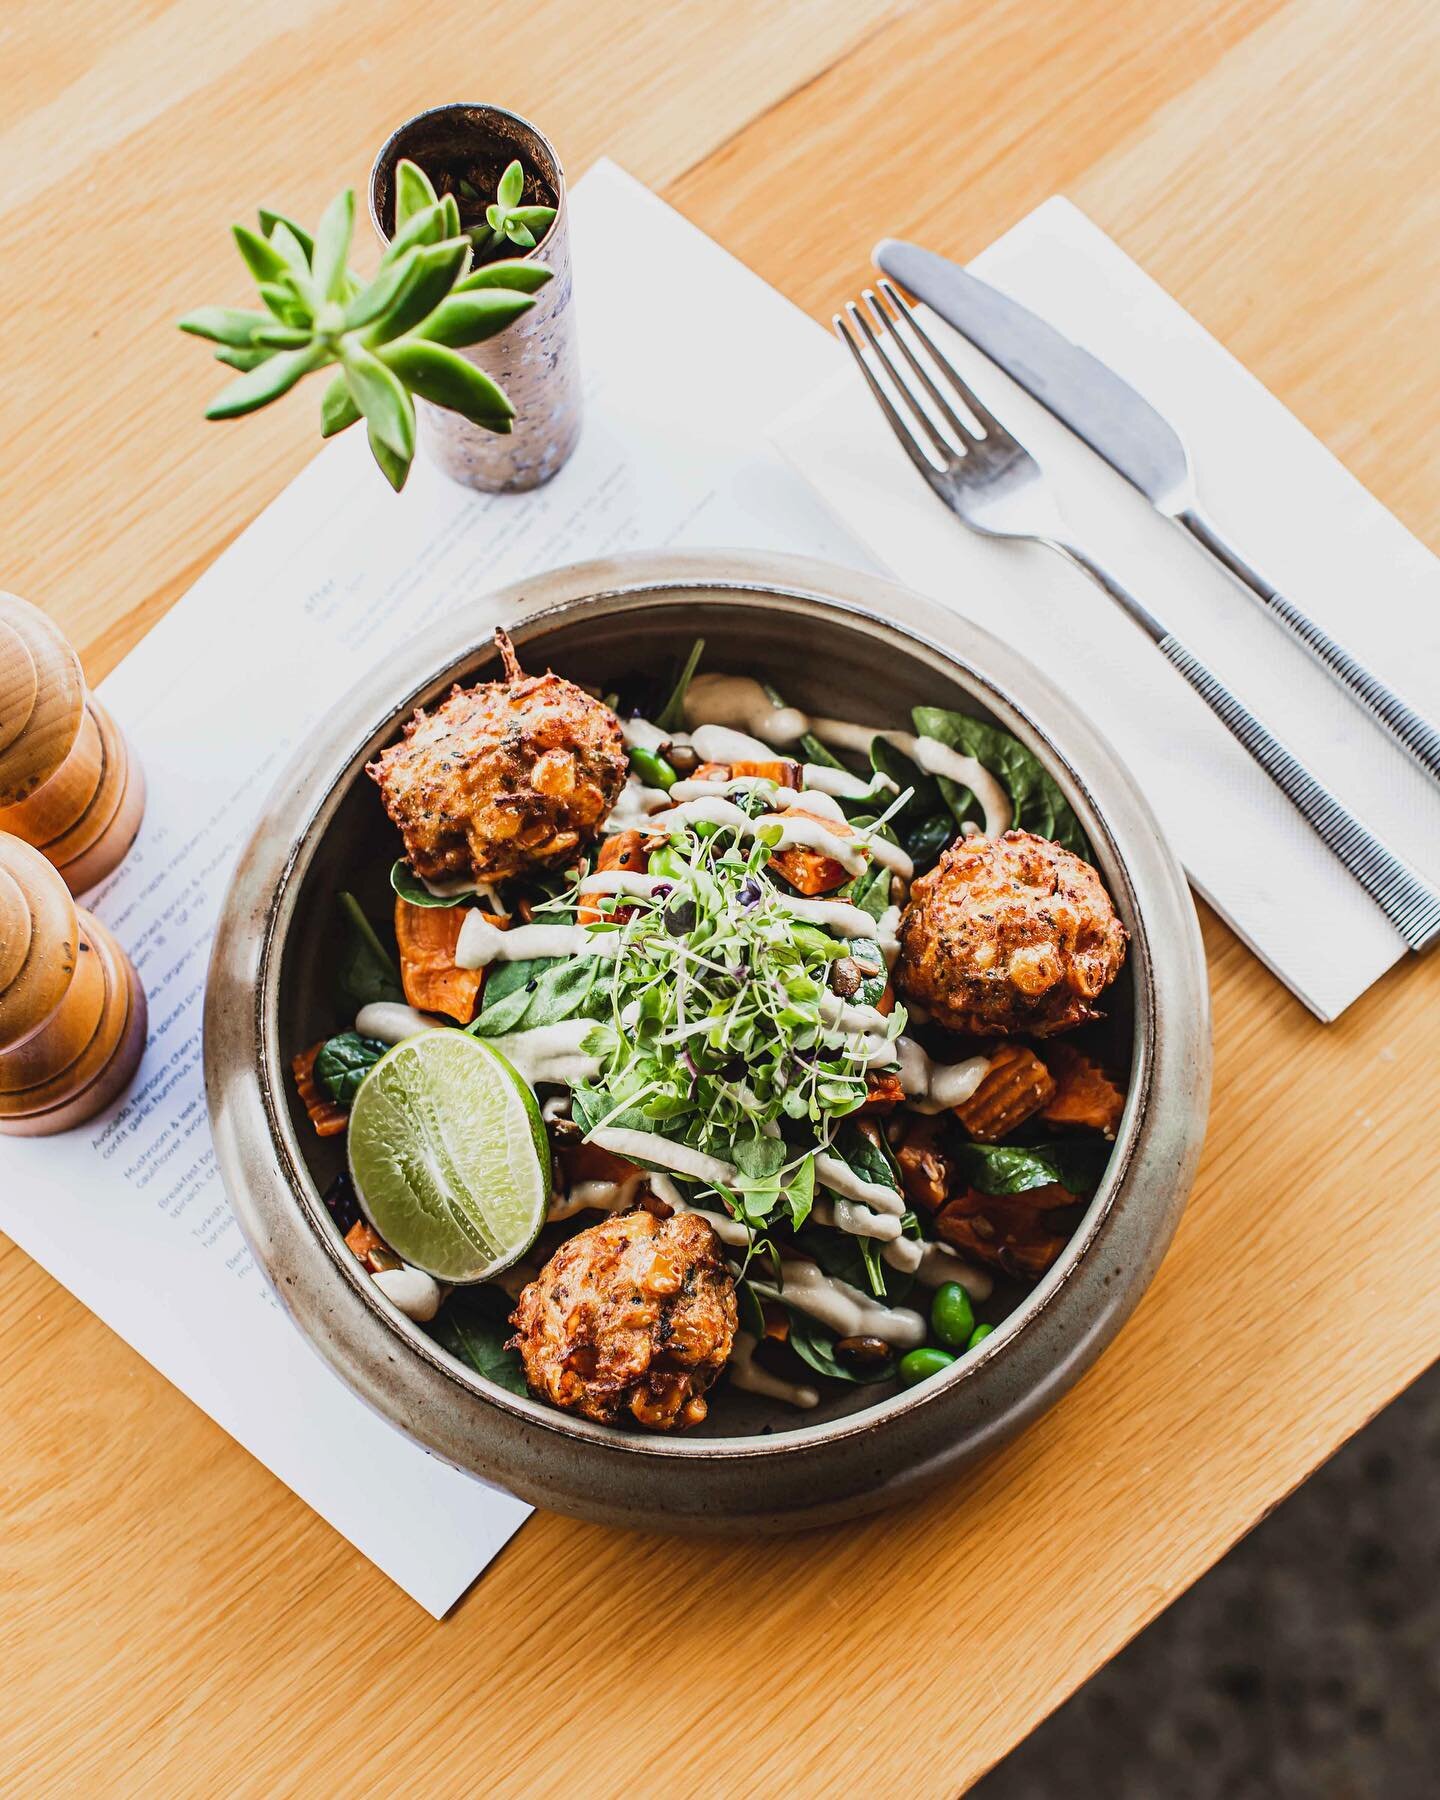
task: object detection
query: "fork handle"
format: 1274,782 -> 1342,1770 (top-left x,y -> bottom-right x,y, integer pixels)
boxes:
1177,505 -> 1440,787
1158,635 -> 1440,952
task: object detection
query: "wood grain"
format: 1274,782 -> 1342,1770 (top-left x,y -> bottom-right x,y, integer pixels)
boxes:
2,0 -> 1438,1791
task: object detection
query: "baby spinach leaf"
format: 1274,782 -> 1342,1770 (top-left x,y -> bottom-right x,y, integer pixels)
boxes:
429,1285 -> 528,1396
911,705 -> 1089,857
784,1308 -> 896,1385
655,637 -> 705,732
335,891 -> 404,1009
736,1279 -> 768,1339
954,1138 -> 1111,1197
869,737 -> 953,870
470,954 -> 606,1036
314,1032 -> 386,1105
390,858 -> 475,908
831,1119 -> 903,1195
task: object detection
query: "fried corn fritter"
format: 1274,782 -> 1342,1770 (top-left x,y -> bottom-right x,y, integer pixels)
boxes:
895,829 -> 1126,1037
510,1209 -> 738,1430
367,629 -> 627,884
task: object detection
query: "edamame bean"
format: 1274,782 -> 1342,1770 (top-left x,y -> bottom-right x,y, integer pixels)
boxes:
930,1281 -> 975,1349
967,1323 -> 994,1351
648,845 -> 686,879
629,746 -> 677,791
899,1347 -> 956,1387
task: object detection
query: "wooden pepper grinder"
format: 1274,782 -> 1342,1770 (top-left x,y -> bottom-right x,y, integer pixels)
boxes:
0,591 -> 145,894
0,834 -> 147,1136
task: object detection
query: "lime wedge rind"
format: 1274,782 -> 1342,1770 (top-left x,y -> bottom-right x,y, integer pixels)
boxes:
347,1029 -> 550,1285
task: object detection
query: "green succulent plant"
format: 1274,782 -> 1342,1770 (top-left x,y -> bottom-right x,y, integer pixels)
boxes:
455,158 -> 557,261
178,178 -> 552,491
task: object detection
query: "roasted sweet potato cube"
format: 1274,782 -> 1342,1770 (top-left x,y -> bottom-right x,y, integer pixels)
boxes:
730,758 -> 801,788
394,896 -> 497,1024
1041,1043 -> 1126,1138
892,1113 -> 956,1212
344,1218 -> 401,1273
577,830 -> 647,926
859,1070 -> 906,1114
934,1183 -> 1079,1279
953,1042 -> 1056,1141
771,810 -> 855,896
291,1042 -> 350,1138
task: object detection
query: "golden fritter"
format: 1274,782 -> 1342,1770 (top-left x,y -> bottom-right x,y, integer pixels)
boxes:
367,630 -> 627,884
510,1209 -> 737,1430
895,830 -> 1126,1037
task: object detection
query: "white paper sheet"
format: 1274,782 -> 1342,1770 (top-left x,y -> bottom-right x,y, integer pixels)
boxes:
0,161 -> 872,1615
771,197 -> 1440,1019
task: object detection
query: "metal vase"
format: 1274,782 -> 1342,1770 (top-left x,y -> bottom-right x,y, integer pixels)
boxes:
369,103 -> 581,493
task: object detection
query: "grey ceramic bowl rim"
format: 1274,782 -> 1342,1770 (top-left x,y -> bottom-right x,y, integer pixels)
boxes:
367,101 -> 566,262
205,549 -> 1209,1500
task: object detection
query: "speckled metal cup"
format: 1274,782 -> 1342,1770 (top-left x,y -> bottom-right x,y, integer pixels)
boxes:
369,104 -> 581,493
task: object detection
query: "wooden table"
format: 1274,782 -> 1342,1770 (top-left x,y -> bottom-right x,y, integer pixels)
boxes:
5,1 -> 1438,1790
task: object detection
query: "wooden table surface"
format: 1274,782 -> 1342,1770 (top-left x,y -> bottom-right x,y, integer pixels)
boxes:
5,1 -> 1438,1791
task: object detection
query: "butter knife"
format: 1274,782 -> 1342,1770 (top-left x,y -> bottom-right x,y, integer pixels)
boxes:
873,238 -> 1440,788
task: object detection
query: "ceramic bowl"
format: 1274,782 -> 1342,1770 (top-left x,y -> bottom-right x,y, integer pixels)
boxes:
205,549 -> 1210,1532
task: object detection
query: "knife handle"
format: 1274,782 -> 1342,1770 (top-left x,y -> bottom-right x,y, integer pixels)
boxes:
1178,505 -> 1440,787
1157,634 -> 1440,953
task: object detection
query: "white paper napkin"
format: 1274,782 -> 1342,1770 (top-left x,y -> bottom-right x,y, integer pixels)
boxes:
770,197 -> 1440,1019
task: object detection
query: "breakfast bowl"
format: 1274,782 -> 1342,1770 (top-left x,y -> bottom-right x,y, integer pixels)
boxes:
204,548 -> 1209,1532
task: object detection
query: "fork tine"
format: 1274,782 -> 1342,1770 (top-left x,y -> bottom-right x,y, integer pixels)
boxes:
877,278 -> 1009,442
861,287 -> 980,450
833,308 -> 948,491
845,299 -> 956,463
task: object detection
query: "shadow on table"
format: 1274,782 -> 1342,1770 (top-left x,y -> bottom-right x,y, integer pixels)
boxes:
974,1363 -> 1440,1799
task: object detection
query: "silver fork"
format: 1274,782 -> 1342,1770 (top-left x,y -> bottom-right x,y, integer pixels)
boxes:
835,281 -> 1440,954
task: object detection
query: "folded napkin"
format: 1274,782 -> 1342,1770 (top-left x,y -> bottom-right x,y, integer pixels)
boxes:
771,197 -> 1440,1020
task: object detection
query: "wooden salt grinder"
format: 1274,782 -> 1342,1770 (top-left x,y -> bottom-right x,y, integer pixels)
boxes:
0,833 -> 148,1136
0,591 -> 145,894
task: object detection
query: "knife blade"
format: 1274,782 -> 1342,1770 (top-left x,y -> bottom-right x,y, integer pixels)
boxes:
871,237 -> 1440,789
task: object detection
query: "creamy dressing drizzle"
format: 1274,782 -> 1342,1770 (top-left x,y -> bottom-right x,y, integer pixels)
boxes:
588,1128 -> 739,1189
773,1260 -> 927,1349
645,796 -> 912,880
814,1151 -> 906,1216
684,673 -> 1012,837
729,1332 -> 820,1409
779,895 -> 881,939
621,716 -> 670,752
882,1234 -> 993,1298
666,777 -> 849,824
603,775 -> 671,833
802,762 -> 898,800
649,1173 -> 751,1247
810,1196 -> 902,1242
576,870 -> 671,899
549,1172 -> 646,1222
817,994 -> 892,1038
894,1037 -> 992,1112
489,1019 -> 601,1088
455,913 -> 621,969
355,1002 -> 440,1044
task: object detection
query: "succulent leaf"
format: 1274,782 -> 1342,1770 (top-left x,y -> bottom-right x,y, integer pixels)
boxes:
258,209 -> 315,260
453,259 -> 554,295
257,279 -> 308,325
378,340 -> 514,430
509,205 -> 557,231
496,160 -> 524,209
311,188 -> 356,302
395,158 -> 440,229
232,223 -> 291,284
367,422 -> 412,492
440,192 -> 462,239
341,249 -> 421,332
267,220 -> 314,275
205,344 -> 326,419
342,343 -> 417,461
364,239 -> 469,344
505,221 -> 536,249
413,288 -> 535,348
177,306 -> 273,347
320,372 -> 362,437
252,323 -> 312,349
215,345 -> 275,372
381,200 -> 447,266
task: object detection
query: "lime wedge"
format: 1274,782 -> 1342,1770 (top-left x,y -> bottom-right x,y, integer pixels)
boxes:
347,1030 -> 550,1284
